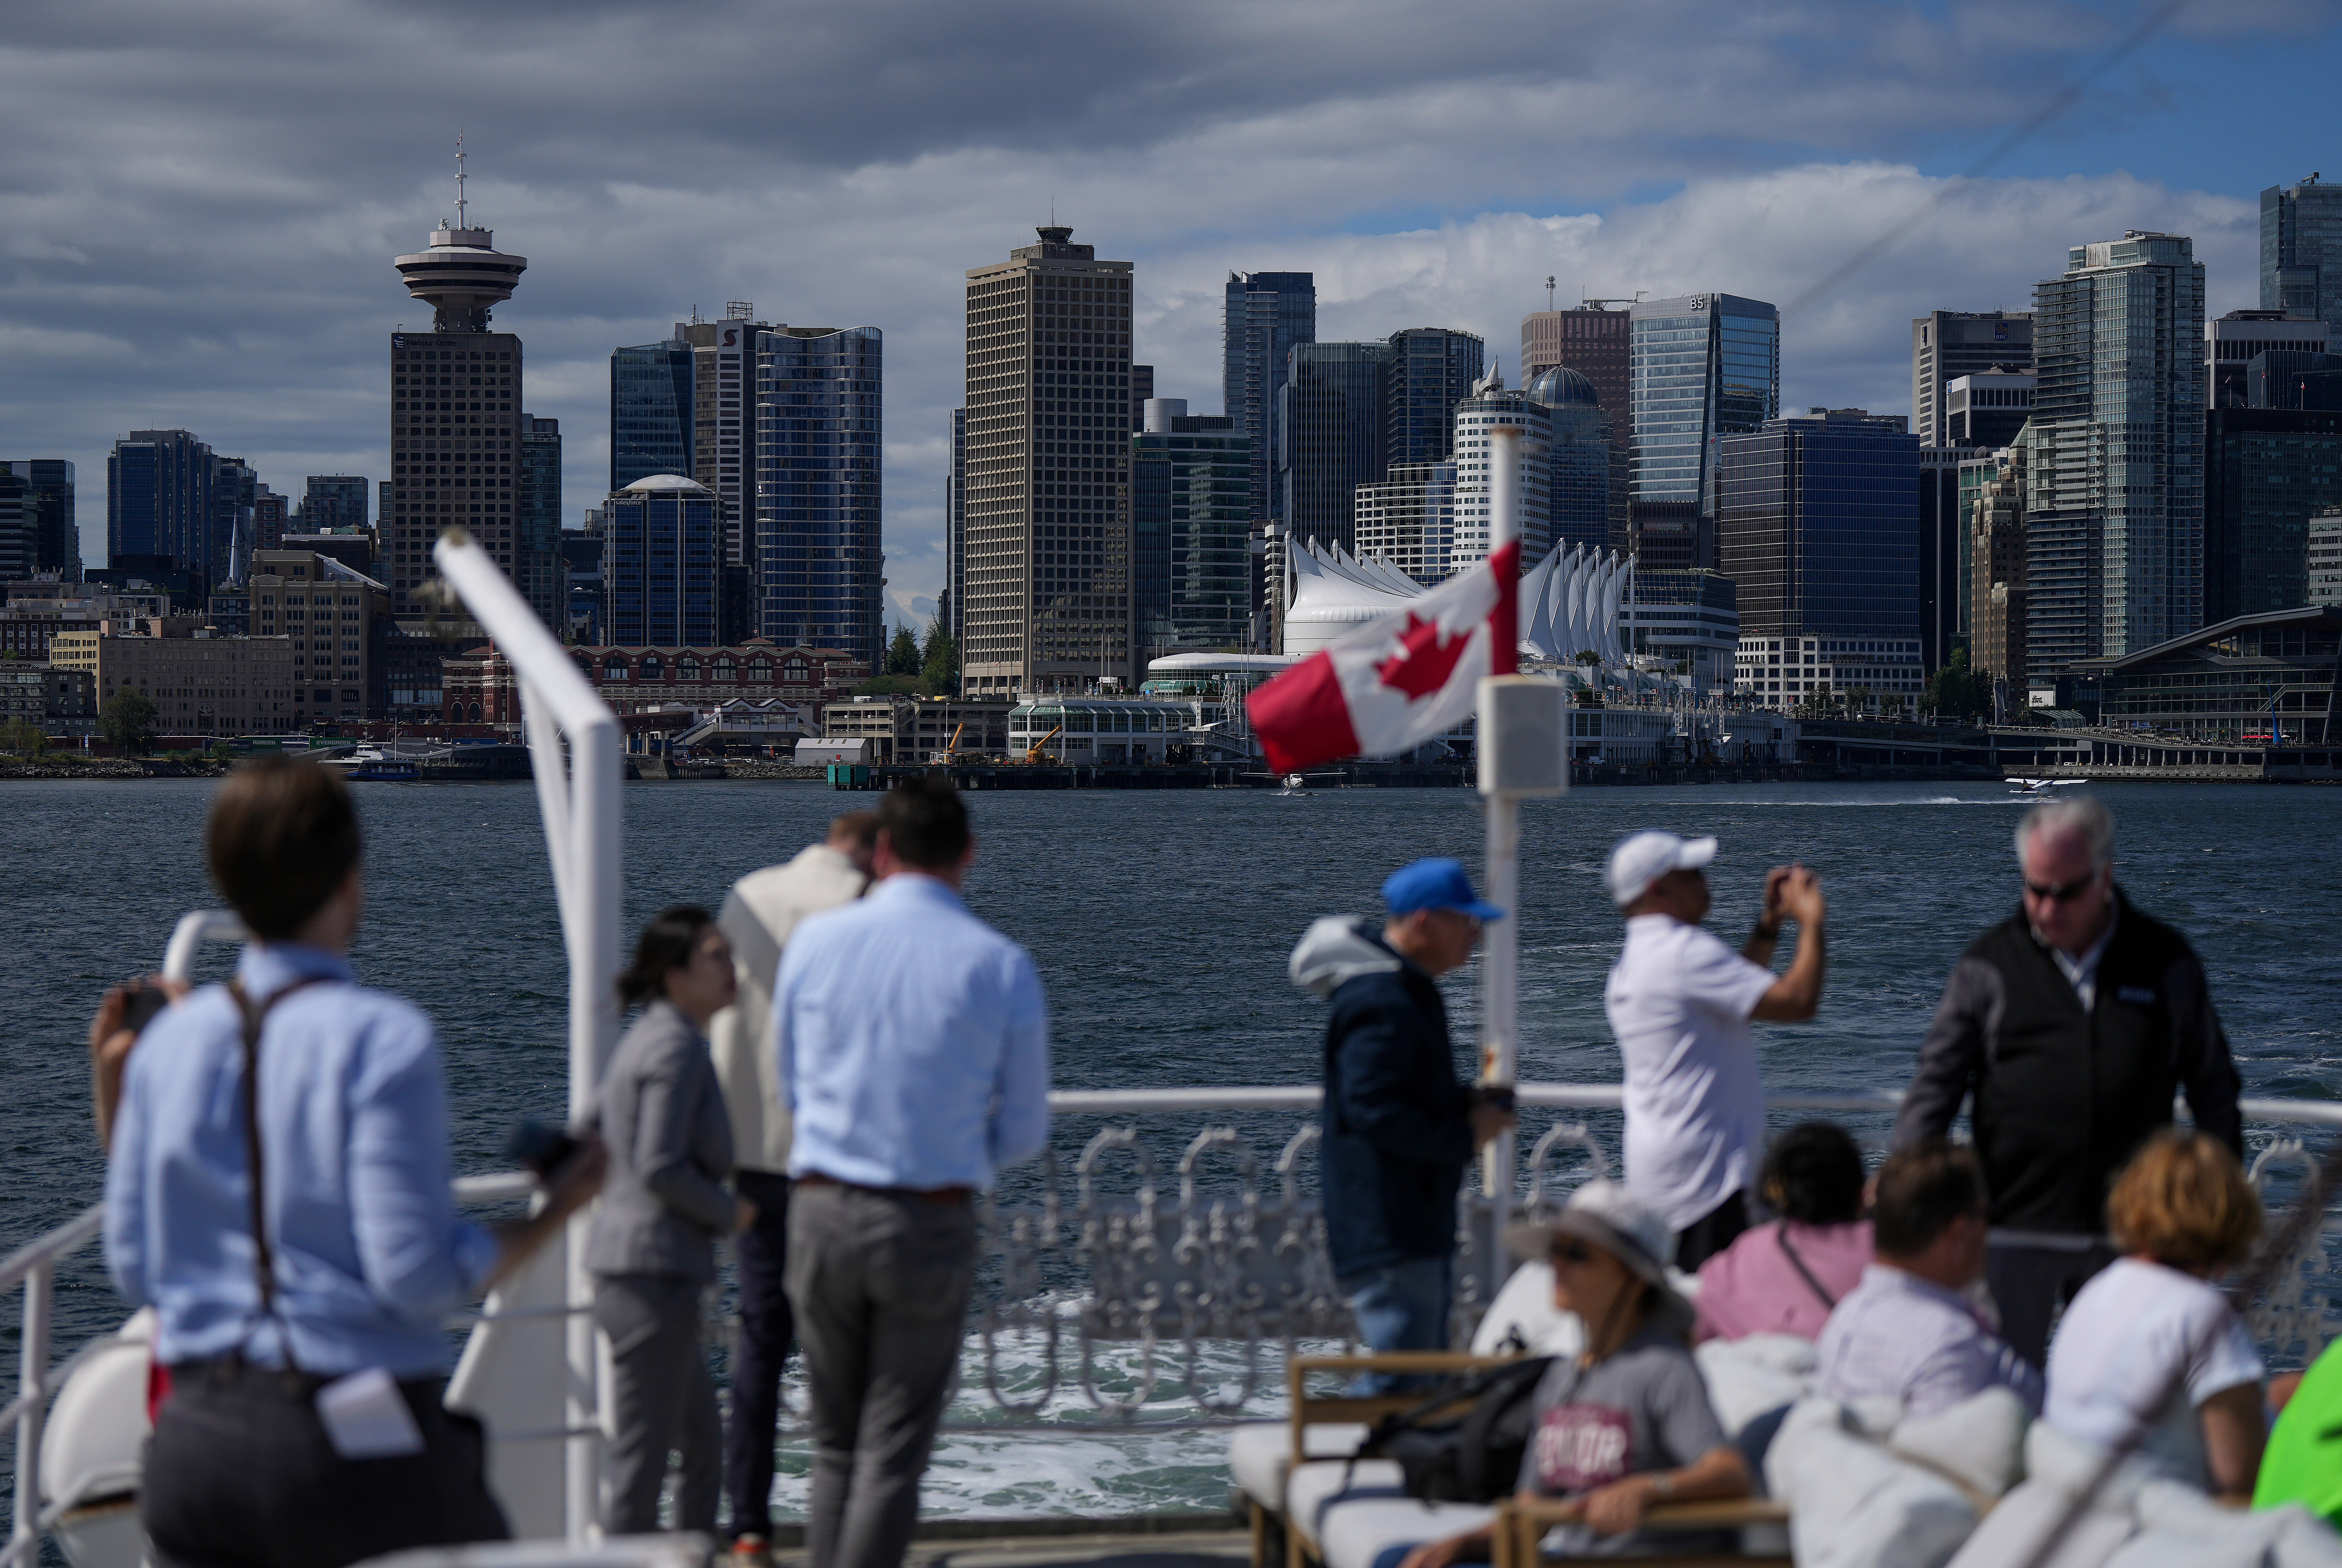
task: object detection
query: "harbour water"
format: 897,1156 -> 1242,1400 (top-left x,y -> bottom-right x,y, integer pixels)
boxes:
5,777 -> 2338,1516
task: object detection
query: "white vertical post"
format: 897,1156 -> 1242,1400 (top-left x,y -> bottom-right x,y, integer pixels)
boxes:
1481,424 -> 1524,1201
11,1265 -> 49,1567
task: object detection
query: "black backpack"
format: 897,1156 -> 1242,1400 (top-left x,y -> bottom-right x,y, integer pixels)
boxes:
1349,1356 -> 1554,1504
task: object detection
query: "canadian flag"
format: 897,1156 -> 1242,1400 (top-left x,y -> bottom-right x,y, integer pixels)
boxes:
1248,541 -> 1519,773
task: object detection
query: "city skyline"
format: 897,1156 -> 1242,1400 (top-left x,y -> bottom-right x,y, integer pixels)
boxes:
2,4 -> 2336,626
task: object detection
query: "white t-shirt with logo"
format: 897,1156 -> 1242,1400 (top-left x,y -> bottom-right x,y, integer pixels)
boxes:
2045,1257 -> 2265,1489
1606,915 -> 1778,1232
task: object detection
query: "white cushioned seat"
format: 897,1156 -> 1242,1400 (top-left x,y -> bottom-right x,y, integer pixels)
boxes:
1229,1421 -> 1370,1511
1286,1461 -> 1488,1568
1286,1457 -> 1406,1545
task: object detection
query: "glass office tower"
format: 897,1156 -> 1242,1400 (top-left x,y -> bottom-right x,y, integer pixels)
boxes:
518,416 -> 563,629
1130,405 -> 1252,657
2203,407 -> 2342,622
2263,176 -> 2342,335
1223,272 -> 1315,524
1,460 -> 76,578
1525,365 -> 1609,554
1383,328 -> 1485,470
1278,341 -> 1395,553
107,429 -> 215,578
605,474 -> 718,647
754,325 -> 883,670
2027,231 -> 2206,674
610,339 -> 695,491
1629,295 -> 1778,568
1718,409 -> 1920,640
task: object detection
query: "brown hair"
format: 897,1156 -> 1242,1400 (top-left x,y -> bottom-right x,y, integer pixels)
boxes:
877,777 -> 969,871
2107,1130 -> 2262,1273
206,758 -> 362,939
1872,1138 -> 1988,1258
615,906 -> 717,1009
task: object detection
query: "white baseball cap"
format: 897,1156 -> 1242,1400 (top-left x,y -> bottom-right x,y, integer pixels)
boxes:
1604,830 -> 1718,908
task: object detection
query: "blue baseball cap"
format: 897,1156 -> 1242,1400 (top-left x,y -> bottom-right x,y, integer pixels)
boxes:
1382,858 -> 1505,921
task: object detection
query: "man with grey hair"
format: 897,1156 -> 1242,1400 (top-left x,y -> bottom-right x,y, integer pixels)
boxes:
1895,794 -> 2240,1368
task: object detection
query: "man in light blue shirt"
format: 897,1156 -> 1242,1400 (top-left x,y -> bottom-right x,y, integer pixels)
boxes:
776,778 -> 1050,1568
101,757 -> 598,1568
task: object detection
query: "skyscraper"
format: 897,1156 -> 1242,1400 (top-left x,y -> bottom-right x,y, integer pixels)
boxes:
1910,311 -> 2034,447
1943,371 -> 2036,448
1916,447 -> 1964,674
1352,463 -> 1457,586
2203,406 -> 2342,622
3,460 -> 77,578
755,325 -> 883,668
1523,304 -> 1631,548
946,407 -> 967,655
610,337 -> 695,490
605,475 -> 718,647
1450,368 -> 1551,572
2207,309 -> 2329,407
1629,294 -> 1778,568
107,430 -> 215,579
2263,175 -> 2342,333
679,309 -> 769,608
1130,399 -> 1251,658
2026,231 -> 2206,674
384,188 -> 530,617
1382,328 -> 1484,470
519,417 -> 564,629
961,225 -> 1135,695
0,471 -> 31,583
1278,341 -> 1394,552
1524,366 -> 1609,554
300,475 -> 370,533
1224,272 -> 1316,524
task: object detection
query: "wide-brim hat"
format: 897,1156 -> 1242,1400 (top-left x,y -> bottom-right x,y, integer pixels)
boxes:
1503,1179 -> 1696,1337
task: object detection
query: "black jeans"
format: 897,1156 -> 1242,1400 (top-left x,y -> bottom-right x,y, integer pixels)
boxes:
1987,1234 -> 2119,1371
1674,1189 -> 1751,1273
144,1362 -> 507,1568
725,1168 -> 797,1541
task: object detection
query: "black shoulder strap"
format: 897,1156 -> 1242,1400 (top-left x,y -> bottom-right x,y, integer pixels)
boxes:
226,974 -> 329,1363
1775,1224 -> 1839,1311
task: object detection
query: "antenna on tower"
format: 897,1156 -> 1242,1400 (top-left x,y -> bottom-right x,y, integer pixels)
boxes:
1546,276 -> 1556,311
454,132 -> 467,229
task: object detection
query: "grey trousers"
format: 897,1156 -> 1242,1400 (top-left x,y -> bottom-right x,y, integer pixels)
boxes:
785,1182 -> 980,1568
594,1273 -> 721,1535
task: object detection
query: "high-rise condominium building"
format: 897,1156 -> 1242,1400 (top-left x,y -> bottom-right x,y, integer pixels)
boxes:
2263,175 -> 2342,334
1523,304 -> 1631,546
303,475 -> 370,533
4,460 -> 77,578
2203,406 -> 2342,623
1630,294 -> 1778,568
961,226 -> 1134,695
1916,447 -> 1964,675
755,325 -> 883,669
1353,463 -> 1457,587
1278,341 -> 1394,553
1524,366 -> 1609,554
385,201 -> 530,618
1224,272 -> 1315,524
1911,311 -> 2034,448
681,309 -> 769,616
1383,328 -> 1485,470
107,430 -> 215,581
1450,370 -> 1551,573
2026,231 -> 2206,674
2207,309 -> 2329,407
518,417 -> 563,629
611,337 -> 695,490
605,474 -> 717,647
1130,399 -> 1251,658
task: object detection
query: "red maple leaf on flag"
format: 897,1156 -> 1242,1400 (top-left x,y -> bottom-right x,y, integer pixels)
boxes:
1375,611 -> 1475,700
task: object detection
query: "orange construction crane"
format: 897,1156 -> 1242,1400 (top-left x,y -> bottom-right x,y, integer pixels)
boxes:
1024,724 -> 1062,764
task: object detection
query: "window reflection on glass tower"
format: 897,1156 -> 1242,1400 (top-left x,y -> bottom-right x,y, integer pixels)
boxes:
1526,365 -> 1609,555
755,326 -> 884,673
2263,175 -> 2342,335
610,339 -> 694,491
1628,294 -> 1777,569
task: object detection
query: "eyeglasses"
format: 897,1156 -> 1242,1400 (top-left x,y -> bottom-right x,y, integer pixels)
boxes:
2023,873 -> 2100,903
1549,1241 -> 1597,1267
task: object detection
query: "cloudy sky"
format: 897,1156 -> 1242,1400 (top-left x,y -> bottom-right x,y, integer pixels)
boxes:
4,0 -> 2338,626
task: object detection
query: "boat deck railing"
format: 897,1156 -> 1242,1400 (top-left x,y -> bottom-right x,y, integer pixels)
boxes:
11,1085 -> 2339,1563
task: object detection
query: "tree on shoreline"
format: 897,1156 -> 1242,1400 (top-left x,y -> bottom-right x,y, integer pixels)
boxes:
100,688 -> 157,755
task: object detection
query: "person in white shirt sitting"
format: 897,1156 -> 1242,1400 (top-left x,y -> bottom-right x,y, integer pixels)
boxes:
1601,831 -> 1829,1270
2044,1129 -> 2266,1502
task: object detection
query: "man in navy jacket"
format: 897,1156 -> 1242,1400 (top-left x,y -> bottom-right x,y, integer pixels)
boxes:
1291,859 -> 1515,1381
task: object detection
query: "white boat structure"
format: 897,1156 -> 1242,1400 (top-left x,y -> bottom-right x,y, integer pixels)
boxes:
9,520 -> 2342,1568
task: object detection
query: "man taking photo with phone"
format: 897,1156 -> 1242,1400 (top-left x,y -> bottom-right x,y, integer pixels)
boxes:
1290,858 -> 1515,1385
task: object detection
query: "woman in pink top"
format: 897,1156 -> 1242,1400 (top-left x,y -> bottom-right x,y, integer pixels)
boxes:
1695,1122 -> 1872,1342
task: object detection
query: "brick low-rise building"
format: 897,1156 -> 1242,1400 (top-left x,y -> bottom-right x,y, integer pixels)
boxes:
443,640 -> 867,728
51,627 -> 297,735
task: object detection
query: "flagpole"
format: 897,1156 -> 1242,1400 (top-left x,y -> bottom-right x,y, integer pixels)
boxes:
1481,422 -> 1524,1203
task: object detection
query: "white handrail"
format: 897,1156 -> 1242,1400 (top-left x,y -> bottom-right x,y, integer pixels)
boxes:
432,528 -> 621,1545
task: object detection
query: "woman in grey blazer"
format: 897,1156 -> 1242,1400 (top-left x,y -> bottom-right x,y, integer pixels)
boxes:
588,906 -> 752,1535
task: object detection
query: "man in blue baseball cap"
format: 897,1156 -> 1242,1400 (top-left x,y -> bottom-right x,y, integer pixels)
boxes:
1290,858 -> 1516,1384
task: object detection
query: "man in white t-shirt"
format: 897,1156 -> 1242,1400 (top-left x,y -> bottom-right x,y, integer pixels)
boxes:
1603,831 -> 1828,1270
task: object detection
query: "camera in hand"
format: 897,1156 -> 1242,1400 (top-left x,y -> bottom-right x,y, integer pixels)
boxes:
121,984 -> 170,1037
1476,1084 -> 1517,1114
506,1119 -> 583,1181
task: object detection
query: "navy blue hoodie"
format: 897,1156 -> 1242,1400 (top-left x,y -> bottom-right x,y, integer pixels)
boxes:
1291,917 -> 1478,1278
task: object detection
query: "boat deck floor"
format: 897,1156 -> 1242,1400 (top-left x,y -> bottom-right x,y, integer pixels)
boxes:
773,1528 -> 1250,1568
